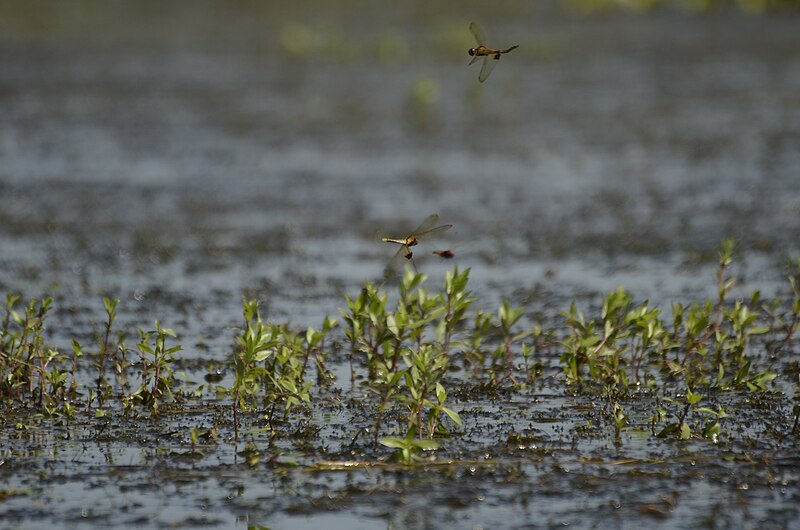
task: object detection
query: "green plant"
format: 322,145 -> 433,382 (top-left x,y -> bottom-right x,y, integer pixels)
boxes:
666,301 -> 715,385
464,309 -> 493,374
302,315 -> 337,385
398,343 -> 462,438
1,244 -> 798,458
0,295 -> 57,405
610,398 -> 627,442
656,388 -> 729,442
561,287 -> 642,389
666,242 -> 775,390
493,299 -> 526,377
380,425 -> 440,464
128,321 -> 182,414
340,281 -> 392,381
341,285 -> 371,386
68,339 -> 83,398
228,298 -> 315,438
94,297 -> 119,406
559,241 -> 780,396
786,258 -> 800,343
340,268 -> 467,447
437,267 -> 475,356
765,258 -> 800,347
230,298 -> 274,437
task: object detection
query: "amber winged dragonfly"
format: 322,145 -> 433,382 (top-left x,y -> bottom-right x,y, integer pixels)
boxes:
468,21 -> 518,83
382,214 -> 452,277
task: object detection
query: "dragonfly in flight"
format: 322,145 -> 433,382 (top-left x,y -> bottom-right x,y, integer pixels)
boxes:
468,21 -> 518,83
382,214 -> 452,277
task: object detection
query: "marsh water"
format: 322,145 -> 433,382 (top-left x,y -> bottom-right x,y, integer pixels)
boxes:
2,1 -> 800,529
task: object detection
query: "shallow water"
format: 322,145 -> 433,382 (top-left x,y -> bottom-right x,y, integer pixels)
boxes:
2,1 -> 800,528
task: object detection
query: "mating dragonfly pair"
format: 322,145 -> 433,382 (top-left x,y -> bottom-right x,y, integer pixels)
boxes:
382,214 -> 453,277
467,21 -> 518,83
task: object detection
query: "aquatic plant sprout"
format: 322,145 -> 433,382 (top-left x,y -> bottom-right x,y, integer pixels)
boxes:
1,242 -> 799,454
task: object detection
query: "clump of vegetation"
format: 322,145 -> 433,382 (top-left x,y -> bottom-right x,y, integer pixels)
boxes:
222,298 -> 335,439
125,321 -> 182,415
560,239 -> 778,400
340,268 -> 468,450
2,241 -> 799,459
0,295 -> 65,413
653,387 -> 730,442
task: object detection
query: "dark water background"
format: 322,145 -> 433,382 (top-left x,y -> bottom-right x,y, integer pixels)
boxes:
1,1 -> 799,528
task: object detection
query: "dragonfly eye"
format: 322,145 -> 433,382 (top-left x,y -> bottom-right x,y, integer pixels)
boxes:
468,48 -> 476,56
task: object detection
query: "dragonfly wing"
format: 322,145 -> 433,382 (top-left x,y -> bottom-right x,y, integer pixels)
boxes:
478,55 -> 499,83
383,244 -> 408,279
468,54 -> 480,66
415,223 -> 452,240
469,21 -> 487,46
409,214 -> 440,236
383,214 -> 449,278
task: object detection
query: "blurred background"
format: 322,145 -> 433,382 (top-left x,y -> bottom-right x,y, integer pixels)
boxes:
1,0 -> 799,346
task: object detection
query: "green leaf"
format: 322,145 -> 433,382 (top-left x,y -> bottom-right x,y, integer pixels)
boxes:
379,437 -> 407,449
413,439 -> 440,451
253,350 -> 272,362
440,406 -> 462,426
695,407 -> 717,415
686,388 -> 702,405
680,422 -> 691,440
435,382 -> 446,403
656,423 -> 677,438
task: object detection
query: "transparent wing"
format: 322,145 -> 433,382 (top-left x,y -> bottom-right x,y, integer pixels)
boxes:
409,214 -> 452,240
382,214 -> 439,242
469,21 -> 486,46
382,214 -> 450,278
409,214 -> 440,236
383,245 -> 410,279
414,223 -> 452,240
478,55 -> 499,83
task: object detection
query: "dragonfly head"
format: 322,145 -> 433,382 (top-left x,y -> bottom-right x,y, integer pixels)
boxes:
407,237 -> 419,247
468,47 -> 477,56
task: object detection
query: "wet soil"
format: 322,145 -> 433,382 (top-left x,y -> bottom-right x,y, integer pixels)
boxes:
1,1 -> 800,528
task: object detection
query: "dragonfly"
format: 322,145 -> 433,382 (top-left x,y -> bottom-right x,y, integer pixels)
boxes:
382,214 -> 452,277
468,21 -> 518,83
433,249 -> 455,259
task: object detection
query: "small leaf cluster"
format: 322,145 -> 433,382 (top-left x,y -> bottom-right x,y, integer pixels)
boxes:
125,321 -> 182,415
654,388 -> 729,442
2,240 -> 799,453
0,295 -> 65,413
224,298 -> 336,437
561,240 -> 784,397
341,267 -> 472,449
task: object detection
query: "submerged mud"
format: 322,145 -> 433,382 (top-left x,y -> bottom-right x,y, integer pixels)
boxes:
1,1 -> 800,529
